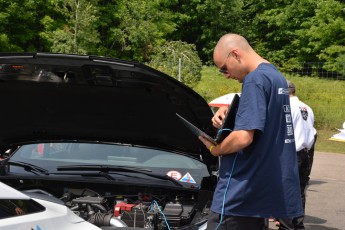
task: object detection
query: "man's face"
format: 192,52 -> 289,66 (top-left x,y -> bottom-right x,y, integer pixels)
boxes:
214,50 -> 244,83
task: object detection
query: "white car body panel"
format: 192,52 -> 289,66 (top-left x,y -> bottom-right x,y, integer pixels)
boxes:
0,182 -> 101,230
0,182 -> 30,200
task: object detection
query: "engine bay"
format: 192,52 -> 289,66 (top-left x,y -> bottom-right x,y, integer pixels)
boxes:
6,178 -> 214,229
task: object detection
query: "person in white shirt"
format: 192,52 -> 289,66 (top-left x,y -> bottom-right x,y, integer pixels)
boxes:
278,81 -> 317,230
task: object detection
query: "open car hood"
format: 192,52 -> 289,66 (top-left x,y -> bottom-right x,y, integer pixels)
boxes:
0,53 -> 217,168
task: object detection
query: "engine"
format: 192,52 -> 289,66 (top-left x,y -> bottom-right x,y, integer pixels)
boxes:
57,188 -> 210,229
4,175 -> 216,229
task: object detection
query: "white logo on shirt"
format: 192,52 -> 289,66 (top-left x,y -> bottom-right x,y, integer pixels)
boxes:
278,88 -> 289,95
299,107 -> 309,120
285,139 -> 295,143
283,105 -> 290,113
285,114 -> 292,123
287,124 -> 294,136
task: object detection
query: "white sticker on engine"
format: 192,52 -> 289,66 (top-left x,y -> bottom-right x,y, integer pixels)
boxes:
166,171 -> 182,180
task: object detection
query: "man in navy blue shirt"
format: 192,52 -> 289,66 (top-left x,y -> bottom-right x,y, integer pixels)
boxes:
199,33 -> 303,230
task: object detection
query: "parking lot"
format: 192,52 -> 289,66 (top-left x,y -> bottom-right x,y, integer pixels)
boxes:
269,151 -> 345,230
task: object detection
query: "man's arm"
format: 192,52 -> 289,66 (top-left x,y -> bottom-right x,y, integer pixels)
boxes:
199,129 -> 254,157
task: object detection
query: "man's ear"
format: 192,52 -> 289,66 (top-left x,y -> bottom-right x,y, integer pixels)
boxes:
232,49 -> 240,61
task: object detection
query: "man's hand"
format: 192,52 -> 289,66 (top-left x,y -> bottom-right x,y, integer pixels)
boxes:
212,106 -> 228,128
15,207 -> 25,215
199,136 -> 218,156
199,130 -> 255,157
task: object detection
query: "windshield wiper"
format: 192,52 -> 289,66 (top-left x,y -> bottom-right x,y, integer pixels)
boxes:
57,165 -> 182,187
8,161 -> 49,175
55,171 -> 117,181
57,164 -> 152,172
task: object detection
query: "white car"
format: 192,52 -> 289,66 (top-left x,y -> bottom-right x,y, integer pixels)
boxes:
0,181 -> 104,230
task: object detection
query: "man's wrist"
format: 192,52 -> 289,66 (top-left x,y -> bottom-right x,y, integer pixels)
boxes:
209,145 -> 219,156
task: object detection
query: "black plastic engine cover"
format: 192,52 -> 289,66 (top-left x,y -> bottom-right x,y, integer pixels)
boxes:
162,202 -> 195,228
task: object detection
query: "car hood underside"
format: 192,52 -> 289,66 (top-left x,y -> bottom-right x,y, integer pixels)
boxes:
0,53 -> 217,168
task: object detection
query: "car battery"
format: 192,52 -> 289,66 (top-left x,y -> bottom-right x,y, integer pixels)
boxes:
161,202 -> 195,228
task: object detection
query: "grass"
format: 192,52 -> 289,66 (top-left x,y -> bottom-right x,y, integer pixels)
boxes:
192,66 -> 345,154
315,129 -> 345,154
193,66 -> 243,103
284,74 -> 345,130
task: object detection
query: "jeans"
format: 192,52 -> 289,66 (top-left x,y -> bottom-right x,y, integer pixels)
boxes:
206,211 -> 266,230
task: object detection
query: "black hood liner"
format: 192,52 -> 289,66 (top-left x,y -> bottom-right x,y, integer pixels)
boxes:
0,53 -> 217,170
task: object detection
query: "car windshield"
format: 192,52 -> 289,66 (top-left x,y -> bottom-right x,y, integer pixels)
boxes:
9,143 -> 209,187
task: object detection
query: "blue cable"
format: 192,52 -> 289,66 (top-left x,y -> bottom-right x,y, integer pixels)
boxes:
153,200 -> 170,230
215,153 -> 238,230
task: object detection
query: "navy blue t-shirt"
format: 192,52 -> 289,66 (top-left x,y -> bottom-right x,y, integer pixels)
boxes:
210,63 -> 303,218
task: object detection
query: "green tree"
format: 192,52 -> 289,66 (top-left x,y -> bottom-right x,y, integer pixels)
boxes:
241,0 -> 345,73
40,0 -> 100,54
148,41 -> 202,88
0,34 -> 18,52
195,0 -> 244,63
242,0 -> 318,67
304,0 -> 345,70
93,0 -> 120,56
237,0 -> 279,57
0,0 -> 51,52
166,0 -> 244,63
107,0 -> 177,62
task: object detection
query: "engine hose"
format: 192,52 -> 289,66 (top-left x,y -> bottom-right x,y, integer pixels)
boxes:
88,213 -> 127,227
90,203 -> 107,212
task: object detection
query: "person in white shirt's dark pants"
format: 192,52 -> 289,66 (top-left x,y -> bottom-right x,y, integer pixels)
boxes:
278,81 -> 317,230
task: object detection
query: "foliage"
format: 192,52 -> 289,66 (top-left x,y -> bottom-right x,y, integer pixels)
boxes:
148,41 -> 202,88
191,0 -> 244,63
247,0 -> 318,66
40,0 -> 100,54
165,0 -> 244,63
0,0 -> 51,52
1,0 -> 345,76
0,34 -> 21,52
321,46 -> 345,75
107,0 -> 177,62
295,0 -> 345,66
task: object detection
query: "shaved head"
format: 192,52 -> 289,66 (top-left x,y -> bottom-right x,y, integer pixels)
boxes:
214,34 -> 252,60
213,33 -> 268,81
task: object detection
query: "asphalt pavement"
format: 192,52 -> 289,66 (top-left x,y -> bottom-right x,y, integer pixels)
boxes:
269,151 -> 345,230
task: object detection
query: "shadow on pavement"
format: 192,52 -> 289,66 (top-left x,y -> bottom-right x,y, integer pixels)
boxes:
305,215 -> 340,230
304,225 -> 340,230
305,215 -> 327,224
308,179 -> 327,186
